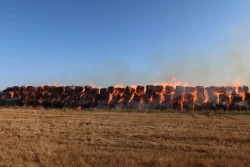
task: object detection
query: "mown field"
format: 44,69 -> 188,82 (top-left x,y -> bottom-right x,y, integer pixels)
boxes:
0,108 -> 249,167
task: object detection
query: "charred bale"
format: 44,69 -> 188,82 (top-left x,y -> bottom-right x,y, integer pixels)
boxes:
61,92 -> 70,99
20,86 -> 27,92
230,102 -> 249,111
4,98 -> 23,106
64,100 -> 77,108
173,93 -> 182,101
195,86 -> 205,95
50,92 -> 60,99
42,99 -> 53,108
49,86 -> 57,93
163,93 -> 172,102
206,86 -> 217,94
206,93 -> 218,103
172,101 -> 181,110
29,92 -> 36,99
175,86 -> 185,94
143,93 -> 152,103
185,87 -> 195,93
231,94 -> 243,103
12,86 -> 20,91
146,85 -> 155,94
152,93 -> 161,103
238,86 -> 249,93
136,85 -> 144,94
65,86 -> 74,93
133,93 -> 142,102
124,86 -> 135,94
0,99 -> 6,106
5,99 -> 16,106
155,85 -> 164,93
38,85 -> 49,92
13,91 -> 21,99
100,88 -> 108,96
195,86 -> 205,103
43,93 -> 51,99
54,86 -> 65,95
3,87 -> 14,92
115,87 -> 125,95
35,92 -> 44,99
108,86 -> 115,94
99,89 -> 109,104
74,86 -> 84,93
165,86 -> 174,94
77,94 -> 93,109
7,91 -> 14,98
127,100 -> 140,109
122,93 -> 133,104
91,88 -> 100,95
26,86 -> 34,90
26,99 -> 41,107
182,100 -> 194,111
244,93 -> 250,104
21,92 -> 29,100
185,92 -> 195,102
219,94 -> 230,104
114,93 -> 122,100
53,100 -> 65,109
225,86 -> 235,94
0,92 -> 6,99
84,86 -> 92,94
216,86 -> 226,94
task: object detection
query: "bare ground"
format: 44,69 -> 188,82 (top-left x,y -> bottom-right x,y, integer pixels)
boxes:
0,108 -> 249,167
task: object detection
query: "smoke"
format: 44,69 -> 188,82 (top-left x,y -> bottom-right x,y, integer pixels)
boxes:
148,23 -> 250,87
40,23 -> 250,88
223,24 -> 250,86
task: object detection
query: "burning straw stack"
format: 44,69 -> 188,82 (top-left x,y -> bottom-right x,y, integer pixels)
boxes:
0,84 -> 250,111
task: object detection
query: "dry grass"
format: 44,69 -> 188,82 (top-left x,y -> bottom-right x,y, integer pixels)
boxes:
0,108 -> 249,167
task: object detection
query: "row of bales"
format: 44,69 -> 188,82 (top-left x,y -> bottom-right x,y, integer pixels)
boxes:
0,84 -> 250,111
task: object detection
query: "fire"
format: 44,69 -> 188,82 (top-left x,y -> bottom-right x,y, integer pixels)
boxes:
1,77 -> 249,111
89,82 -> 95,88
118,98 -> 124,104
153,77 -> 187,89
51,83 -> 61,86
97,87 -> 101,94
204,89 -> 209,103
229,93 -> 232,104
108,93 -> 113,107
159,88 -> 165,104
242,93 -> 246,103
115,84 -> 124,88
214,92 -> 222,104
234,78 -> 241,94
149,94 -> 153,103
180,92 -> 185,111
129,92 -> 135,103
9,92 -> 14,98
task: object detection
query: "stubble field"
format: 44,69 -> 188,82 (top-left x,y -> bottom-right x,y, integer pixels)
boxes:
0,108 -> 249,167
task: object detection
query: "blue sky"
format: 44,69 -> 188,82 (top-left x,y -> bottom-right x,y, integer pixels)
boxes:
1,0 -> 250,89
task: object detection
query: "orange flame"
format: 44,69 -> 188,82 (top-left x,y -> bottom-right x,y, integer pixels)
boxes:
233,79 -> 241,94
149,94 -> 153,103
204,89 -> 209,103
118,98 -> 124,104
9,92 -> 14,99
115,84 -> 124,88
89,82 -> 95,88
129,92 -> 135,103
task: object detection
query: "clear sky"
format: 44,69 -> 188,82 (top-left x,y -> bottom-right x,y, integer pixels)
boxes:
1,0 -> 250,89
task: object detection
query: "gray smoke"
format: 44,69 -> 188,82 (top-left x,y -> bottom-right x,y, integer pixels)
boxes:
40,23 -> 250,88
